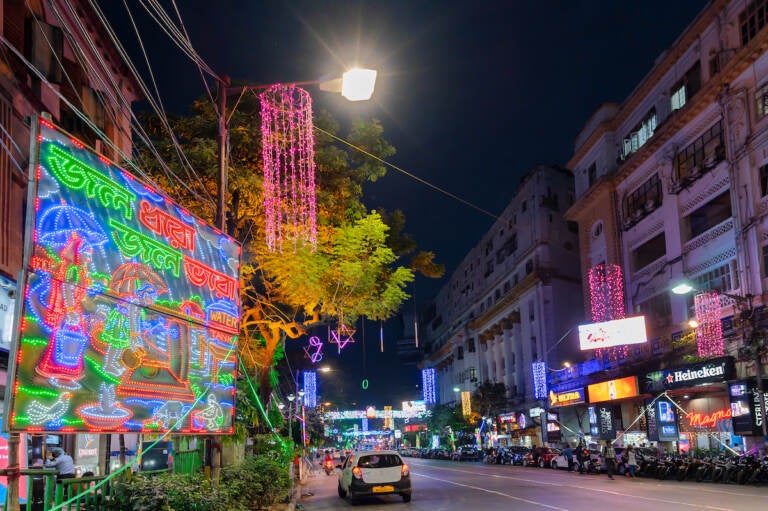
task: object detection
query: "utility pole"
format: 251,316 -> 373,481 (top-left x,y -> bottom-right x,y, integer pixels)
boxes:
216,76 -> 230,233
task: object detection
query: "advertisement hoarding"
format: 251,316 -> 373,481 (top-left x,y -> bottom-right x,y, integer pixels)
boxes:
643,357 -> 734,393
587,376 -> 639,403
729,379 -> 768,436
578,316 -> 647,351
546,411 -> 561,443
656,397 -> 679,441
402,400 -> 426,415
596,404 -> 616,440
548,388 -> 585,408
7,119 -> 240,434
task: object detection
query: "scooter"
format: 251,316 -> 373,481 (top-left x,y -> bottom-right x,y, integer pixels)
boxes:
323,459 -> 335,476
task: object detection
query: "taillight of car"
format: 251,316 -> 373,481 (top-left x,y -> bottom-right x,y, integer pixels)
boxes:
352,466 -> 363,479
401,463 -> 410,477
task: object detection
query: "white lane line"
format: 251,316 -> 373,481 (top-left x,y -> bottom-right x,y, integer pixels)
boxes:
414,472 -> 569,511
412,463 -> 734,511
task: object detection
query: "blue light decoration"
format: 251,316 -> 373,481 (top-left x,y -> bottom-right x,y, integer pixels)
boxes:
8,118 -> 241,434
361,418 -> 369,432
303,370 -> 317,408
532,361 -> 547,400
422,368 -> 436,404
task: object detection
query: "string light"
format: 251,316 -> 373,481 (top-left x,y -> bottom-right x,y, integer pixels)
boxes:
532,361 -> 547,399
588,263 -> 627,360
694,291 -> 724,357
422,368 -> 436,404
260,84 -> 317,252
304,336 -> 323,363
303,370 -> 317,408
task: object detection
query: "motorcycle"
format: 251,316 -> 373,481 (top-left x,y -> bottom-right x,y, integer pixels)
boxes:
323,459 -> 335,476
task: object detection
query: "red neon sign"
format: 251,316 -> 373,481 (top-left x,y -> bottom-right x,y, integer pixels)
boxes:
686,408 -> 732,428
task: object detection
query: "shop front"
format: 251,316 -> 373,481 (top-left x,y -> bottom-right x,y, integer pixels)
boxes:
547,387 -> 586,446
642,357 -> 737,454
586,375 -> 644,449
729,378 -> 768,455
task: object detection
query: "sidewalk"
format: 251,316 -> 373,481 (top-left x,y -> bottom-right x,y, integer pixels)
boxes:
293,467 -> 336,511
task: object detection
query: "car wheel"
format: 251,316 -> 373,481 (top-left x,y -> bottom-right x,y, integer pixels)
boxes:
539,458 -> 545,468
402,493 -> 412,503
551,461 -> 558,469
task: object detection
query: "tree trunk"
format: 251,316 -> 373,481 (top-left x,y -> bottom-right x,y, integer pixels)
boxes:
6,433 -> 20,511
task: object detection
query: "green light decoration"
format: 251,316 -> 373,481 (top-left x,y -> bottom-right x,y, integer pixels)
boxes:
21,337 -> 49,347
361,379 -> 369,390
83,355 -> 121,385
17,386 -> 59,399
108,218 -> 183,277
43,143 -> 136,219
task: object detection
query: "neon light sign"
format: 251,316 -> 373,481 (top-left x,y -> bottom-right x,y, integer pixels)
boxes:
304,336 -> 323,363
686,408 -> 732,429
8,119 -> 240,434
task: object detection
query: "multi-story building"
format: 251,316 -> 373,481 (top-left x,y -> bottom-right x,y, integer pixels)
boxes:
422,164 -> 583,444
565,0 -> 768,453
0,0 -> 140,473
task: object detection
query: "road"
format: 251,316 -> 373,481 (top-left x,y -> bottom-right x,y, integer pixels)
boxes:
297,458 -> 768,511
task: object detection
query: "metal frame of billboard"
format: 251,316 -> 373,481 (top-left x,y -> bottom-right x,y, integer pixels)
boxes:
4,118 -> 240,434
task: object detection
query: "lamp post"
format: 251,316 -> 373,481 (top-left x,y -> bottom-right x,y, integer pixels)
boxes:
215,69 -> 377,232
672,283 -> 768,450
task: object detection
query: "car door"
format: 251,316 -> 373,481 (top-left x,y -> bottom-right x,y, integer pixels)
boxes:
339,454 -> 355,491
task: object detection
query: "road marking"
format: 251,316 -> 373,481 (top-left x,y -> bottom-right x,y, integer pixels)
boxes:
411,463 -> 735,511
414,472 -> 569,511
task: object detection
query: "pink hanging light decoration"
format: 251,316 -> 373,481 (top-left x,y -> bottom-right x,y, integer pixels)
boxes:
259,84 -> 317,252
588,263 -> 627,360
694,291 -> 724,357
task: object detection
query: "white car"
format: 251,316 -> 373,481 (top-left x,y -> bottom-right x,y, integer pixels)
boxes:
337,450 -> 412,503
550,451 -> 578,470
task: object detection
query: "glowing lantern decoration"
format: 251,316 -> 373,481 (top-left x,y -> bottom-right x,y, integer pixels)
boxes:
461,391 -> 471,417
588,263 -> 626,359
260,84 -> 317,252
694,292 -> 724,357
303,370 -> 317,408
532,361 -> 547,399
422,368 -> 436,404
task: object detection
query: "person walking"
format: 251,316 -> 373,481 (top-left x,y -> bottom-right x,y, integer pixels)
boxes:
626,445 -> 638,478
602,440 -> 616,480
576,442 -> 585,474
563,443 -> 574,472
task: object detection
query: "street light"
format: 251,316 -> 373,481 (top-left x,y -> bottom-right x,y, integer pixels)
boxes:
671,281 -> 768,449
215,68 -> 378,232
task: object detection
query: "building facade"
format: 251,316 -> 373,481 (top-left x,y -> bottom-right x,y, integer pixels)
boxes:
565,0 -> 768,453
0,0 -> 140,477
422,164 -> 583,444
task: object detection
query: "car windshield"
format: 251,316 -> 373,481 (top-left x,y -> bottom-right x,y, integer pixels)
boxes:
357,454 -> 402,468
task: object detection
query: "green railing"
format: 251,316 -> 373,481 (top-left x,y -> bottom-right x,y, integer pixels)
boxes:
173,447 -> 203,475
54,475 -> 111,511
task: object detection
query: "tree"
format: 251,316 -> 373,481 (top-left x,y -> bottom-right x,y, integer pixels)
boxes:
136,88 -> 442,419
470,381 -> 509,422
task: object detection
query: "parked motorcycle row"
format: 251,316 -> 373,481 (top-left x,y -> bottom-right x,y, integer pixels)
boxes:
634,453 -> 768,485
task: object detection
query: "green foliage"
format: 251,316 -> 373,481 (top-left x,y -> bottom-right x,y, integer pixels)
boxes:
221,454 -> 291,510
471,381 -> 509,419
110,472 -> 236,511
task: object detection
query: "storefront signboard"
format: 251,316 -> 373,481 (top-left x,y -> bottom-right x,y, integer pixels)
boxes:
587,376 -> 639,403
596,404 -> 616,440
656,397 -> 679,441
546,411 -> 561,443
588,405 -> 599,436
643,357 -> 734,393
729,379 -> 768,436
548,388 -> 585,408
645,398 -> 659,441
498,413 -> 518,425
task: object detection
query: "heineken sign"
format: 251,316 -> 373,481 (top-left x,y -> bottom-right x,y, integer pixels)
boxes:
643,357 -> 734,393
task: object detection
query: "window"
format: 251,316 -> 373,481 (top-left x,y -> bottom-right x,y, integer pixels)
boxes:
567,221 -> 578,233
458,346 -> 464,360
495,289 -> 501,300
592,221 -> 604,238
684,191 -> 732,240
623,174 -> 662,220
525,259 -> 533,274
528,302 -> 535,322
588,162 -> 597,186
521,200 -> 527,212
503,281 -> 510,293
670,62 -> 702,112
635,293 -> 672,328
357,454 -> 402,468
760,164 -> 768,196
485,261 -> 494,277
25,18 -> 63,84
510,353 -> 516,365
469,366 -> 477,381
673,120 -> 724,181
467,338 -> 476,353
740,0 -> 768,46
693,261 -> 739,293
758,82 -> 768,120
485,240 -> 494,255
622,108 -> 657,159
631,233 -> 666,271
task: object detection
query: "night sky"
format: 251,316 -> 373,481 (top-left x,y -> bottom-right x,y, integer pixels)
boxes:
103,1 -> 707,407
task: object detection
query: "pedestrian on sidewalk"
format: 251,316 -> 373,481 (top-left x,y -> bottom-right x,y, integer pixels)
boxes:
563,443 -> 574,472
625,445 -> 638,478
601,440 -> 616,479
576,442 -> 585,474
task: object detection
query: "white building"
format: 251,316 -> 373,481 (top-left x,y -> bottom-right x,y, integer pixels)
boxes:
565,0 -> 768,452
422,165 -> 583,411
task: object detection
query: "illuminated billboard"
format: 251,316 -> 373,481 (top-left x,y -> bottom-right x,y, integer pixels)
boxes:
587,376 -> 639,403
578,316 -> 647,351
548,388 -> 585,408
402,400 -> 426,415
7,119 -> 240,434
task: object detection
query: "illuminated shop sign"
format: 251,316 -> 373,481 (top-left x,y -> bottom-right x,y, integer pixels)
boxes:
686,408 -> 732,429
643,357 -> 734,393
578,316 -> 647,350
588,405 -> 599,436
402,400 -> 426,414
7,119 -> 240,434
498,413 -> 518,424
656,398 -> 679,441
596,404 -> 616,440
548,388 -> 585,408
546,411 -> 560,443
587,376 -> 639,403
729,379 -> 768,436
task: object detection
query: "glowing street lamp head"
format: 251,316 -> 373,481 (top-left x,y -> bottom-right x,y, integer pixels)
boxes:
671,282 -> 695,295
453,386 -> 460,393
341,68 -> 377,101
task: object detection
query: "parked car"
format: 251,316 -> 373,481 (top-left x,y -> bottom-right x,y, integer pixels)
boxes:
505,446 -> 531,465
337,450 -> 412,504
523,447 -> 561,468
551,450 -> 578,470
451,446 -> 482,461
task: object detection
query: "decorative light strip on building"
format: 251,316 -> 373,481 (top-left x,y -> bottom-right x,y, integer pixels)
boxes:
361,417 -> 369,432
588,263 -> 627,360
461,390 -> 472,417
260,84 -> 317,252
422,368 -> 436,404
532,361 -> 547,399
694,291 -> 724,357
303,370 -> 317,408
